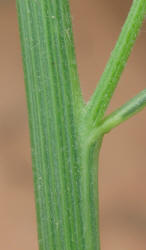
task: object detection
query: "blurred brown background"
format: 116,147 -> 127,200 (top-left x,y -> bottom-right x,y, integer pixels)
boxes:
0,0 -> 146,249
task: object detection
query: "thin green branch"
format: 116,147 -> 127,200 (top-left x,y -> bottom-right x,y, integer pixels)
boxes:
99,89 -> 146,134
85,0 -> 146,127
88,89 -> 146,144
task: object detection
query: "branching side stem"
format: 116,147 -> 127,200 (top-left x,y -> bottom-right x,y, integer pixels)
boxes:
85,0 -> 146,128
88,89 -> 146,145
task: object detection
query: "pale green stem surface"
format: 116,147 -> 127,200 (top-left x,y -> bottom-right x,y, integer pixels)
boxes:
16,0 -> 146,250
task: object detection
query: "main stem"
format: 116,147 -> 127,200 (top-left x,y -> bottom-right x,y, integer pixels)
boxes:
16,0 -> 87,249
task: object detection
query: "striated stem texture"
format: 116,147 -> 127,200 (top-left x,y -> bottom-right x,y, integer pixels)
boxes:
16,1 -> 84,250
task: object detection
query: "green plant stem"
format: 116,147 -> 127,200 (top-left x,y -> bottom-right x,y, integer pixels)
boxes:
80,138 -> 103,250
16,1 -> 84,250
88,89 -> 146,143
81,89 -> 146,250
99,89 -> 146,133
80,1 -> 146,248
85,0 -> 146,127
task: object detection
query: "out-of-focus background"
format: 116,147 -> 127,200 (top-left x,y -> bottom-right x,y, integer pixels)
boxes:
0,0 -> 146,249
